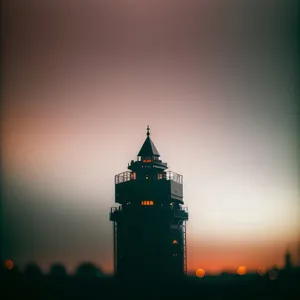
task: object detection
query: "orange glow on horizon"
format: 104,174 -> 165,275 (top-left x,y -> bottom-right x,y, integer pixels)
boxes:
237,266 -> 247,275
196,269 -> 205,278
186,241 -> 298,275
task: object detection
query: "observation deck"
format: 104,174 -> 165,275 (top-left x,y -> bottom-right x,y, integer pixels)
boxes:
115,170 -> 183,185
109,205 -> 189,222
114,170 -> 184,204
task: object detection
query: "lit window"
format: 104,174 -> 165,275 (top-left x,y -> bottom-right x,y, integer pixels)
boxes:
172,240 -> 178,244
143,160 -> 147,163
146,175 -> 149,180
158,174 -> 163,180
141,200 -> 154,206
147,160 -> 151,162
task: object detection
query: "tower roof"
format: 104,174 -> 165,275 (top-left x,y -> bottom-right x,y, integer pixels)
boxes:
138,126 -> 160,157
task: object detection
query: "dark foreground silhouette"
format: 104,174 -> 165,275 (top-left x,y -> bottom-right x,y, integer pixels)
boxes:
1,263 -> 300,300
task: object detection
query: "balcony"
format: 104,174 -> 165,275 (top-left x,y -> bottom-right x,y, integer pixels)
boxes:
110,205 -> 188,221
115,170 -> 183,185
173,207 -> 189,220
165,171 -> 183,184
110,206 -> 122,221
115,171 -> 132,184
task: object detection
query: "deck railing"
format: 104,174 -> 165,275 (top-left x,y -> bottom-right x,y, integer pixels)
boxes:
115,170 -> 183,185
110,205 -> 188,220
165,171 -> 183,184
115,171 -> 132,184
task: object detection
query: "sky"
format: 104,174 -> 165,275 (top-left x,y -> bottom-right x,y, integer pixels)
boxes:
2,0 -> 299,274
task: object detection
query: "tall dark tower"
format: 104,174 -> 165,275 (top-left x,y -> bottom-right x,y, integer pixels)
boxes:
109,126 -> 188,280
284,248 -> 293,270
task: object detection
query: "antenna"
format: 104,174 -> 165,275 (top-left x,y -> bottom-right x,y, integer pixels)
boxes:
146,125 -> 150,136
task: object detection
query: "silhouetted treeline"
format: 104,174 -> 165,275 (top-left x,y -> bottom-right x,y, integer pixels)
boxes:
1,262 -> 300,300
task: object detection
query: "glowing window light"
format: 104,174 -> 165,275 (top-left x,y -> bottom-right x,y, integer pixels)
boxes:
237,266 -> 247,275
147,160 -> 151,162
172,240 -> 178,244
141,201 -> 154,206
196,269 -> 205,278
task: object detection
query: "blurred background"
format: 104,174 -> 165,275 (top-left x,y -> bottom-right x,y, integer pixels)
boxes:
2,0 -> 299,276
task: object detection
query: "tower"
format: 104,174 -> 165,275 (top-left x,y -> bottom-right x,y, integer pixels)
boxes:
109,126 -> 188,281
284,248 -> 293,270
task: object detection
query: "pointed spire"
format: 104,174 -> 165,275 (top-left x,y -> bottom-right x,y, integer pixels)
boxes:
138,126 -> 160,157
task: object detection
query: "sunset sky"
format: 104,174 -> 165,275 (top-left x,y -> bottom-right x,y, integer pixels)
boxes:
2,0 -> 299,274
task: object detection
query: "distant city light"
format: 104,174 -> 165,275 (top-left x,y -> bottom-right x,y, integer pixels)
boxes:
196,268 -> 205,278
269,270 -> 278,281
258,267 -> 267,276
237,266 -> 247,275
4,259 -> 14,270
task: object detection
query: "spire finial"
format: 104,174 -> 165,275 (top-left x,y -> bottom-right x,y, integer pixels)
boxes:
147,125 -> 150,136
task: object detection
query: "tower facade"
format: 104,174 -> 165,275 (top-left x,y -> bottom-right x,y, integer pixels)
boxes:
109,126 -> 188,280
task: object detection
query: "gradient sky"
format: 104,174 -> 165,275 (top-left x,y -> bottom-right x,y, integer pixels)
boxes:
2,0 -> 299,274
